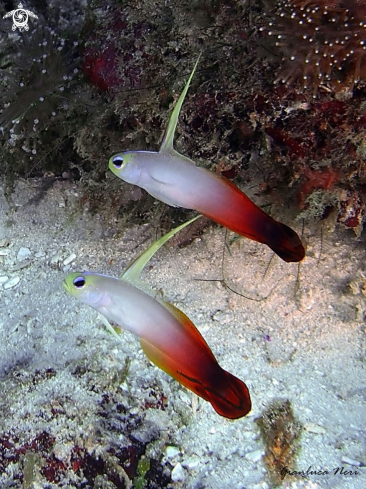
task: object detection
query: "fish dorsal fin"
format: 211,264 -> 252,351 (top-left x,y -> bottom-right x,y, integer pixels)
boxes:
159,55 -> 201,155
121,215 -> 201,288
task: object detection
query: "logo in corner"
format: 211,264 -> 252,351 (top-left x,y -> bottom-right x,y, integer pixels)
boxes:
3,3 -> 38,31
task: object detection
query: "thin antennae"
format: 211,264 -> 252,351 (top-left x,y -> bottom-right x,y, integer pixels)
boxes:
295,218 -> 306,295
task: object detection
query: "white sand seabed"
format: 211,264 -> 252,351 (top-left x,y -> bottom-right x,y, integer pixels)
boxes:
0,177 -> 365,489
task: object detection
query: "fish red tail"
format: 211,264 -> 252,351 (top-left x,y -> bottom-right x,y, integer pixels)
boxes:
198,176 -> 305,263
204,367 -> 251,419
264,220 -> 305,263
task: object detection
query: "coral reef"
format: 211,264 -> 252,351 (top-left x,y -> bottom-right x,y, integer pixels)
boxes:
240,82 -> 366,233
0,27 -> 80,151
0,363 -> 176,488
263,0 -> 366,95
256,399 -> 302,485
254,0 -> 366,234
1,0 -> 366,237
0,17 -> 85,194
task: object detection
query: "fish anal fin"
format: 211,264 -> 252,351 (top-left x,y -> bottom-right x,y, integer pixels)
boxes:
140,337 -> 210,402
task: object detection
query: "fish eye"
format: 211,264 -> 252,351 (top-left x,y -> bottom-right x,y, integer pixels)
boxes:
112,155 -> 124,168
73,276 -> 86,289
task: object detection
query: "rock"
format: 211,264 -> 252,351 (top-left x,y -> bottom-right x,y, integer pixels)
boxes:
4,276 -> 20,289
182,456 -> 201,470
17,247 -> 31,261
171,462 -> 185,483
49,251 -> 63,267
304,423 -> 326,434
63,253 -> 76,266
212,310 -> 233,324
245,449 -> 264,462
341,456 -> 361,467
165,446 -> 180,459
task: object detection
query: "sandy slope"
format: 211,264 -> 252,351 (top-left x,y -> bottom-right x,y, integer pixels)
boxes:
0,177 -> 365,488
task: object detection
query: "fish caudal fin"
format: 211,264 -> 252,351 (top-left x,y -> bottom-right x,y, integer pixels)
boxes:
204,367 -> 251,419
266,220 -> 305,263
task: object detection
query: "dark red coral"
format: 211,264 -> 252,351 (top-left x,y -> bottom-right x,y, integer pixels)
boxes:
83,43 -> 121,92
81,8 -> 154,93
298,166 -> 340,207
245,81 -> 366,229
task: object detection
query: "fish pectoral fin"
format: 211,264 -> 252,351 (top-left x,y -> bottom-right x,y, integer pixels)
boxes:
149,175 -> 174,186
98,313 -> 123,342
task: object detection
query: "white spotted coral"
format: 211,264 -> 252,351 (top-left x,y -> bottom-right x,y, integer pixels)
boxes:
263,0 -> 366,95
0,27 -> 79,155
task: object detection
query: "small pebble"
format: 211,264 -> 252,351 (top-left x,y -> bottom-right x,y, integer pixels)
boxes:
304,423 -> 326,434
0,239 -> 10,248
171,462 -> 185,483
245,449 -> 264,462
166,446 -> 180,459
182,456 -> 201,470
30,483 -> 43,489
63,253 -> 76,266
341,456 -> 361,467
50,252 -> 63,265
0,276 -> 9,284
26,318 -> 35,334
11,261 -> 33,272
4,276 -> 20,289
212,310 -> 233,324
17,247 -> 31,261
178,391 -> 191,405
